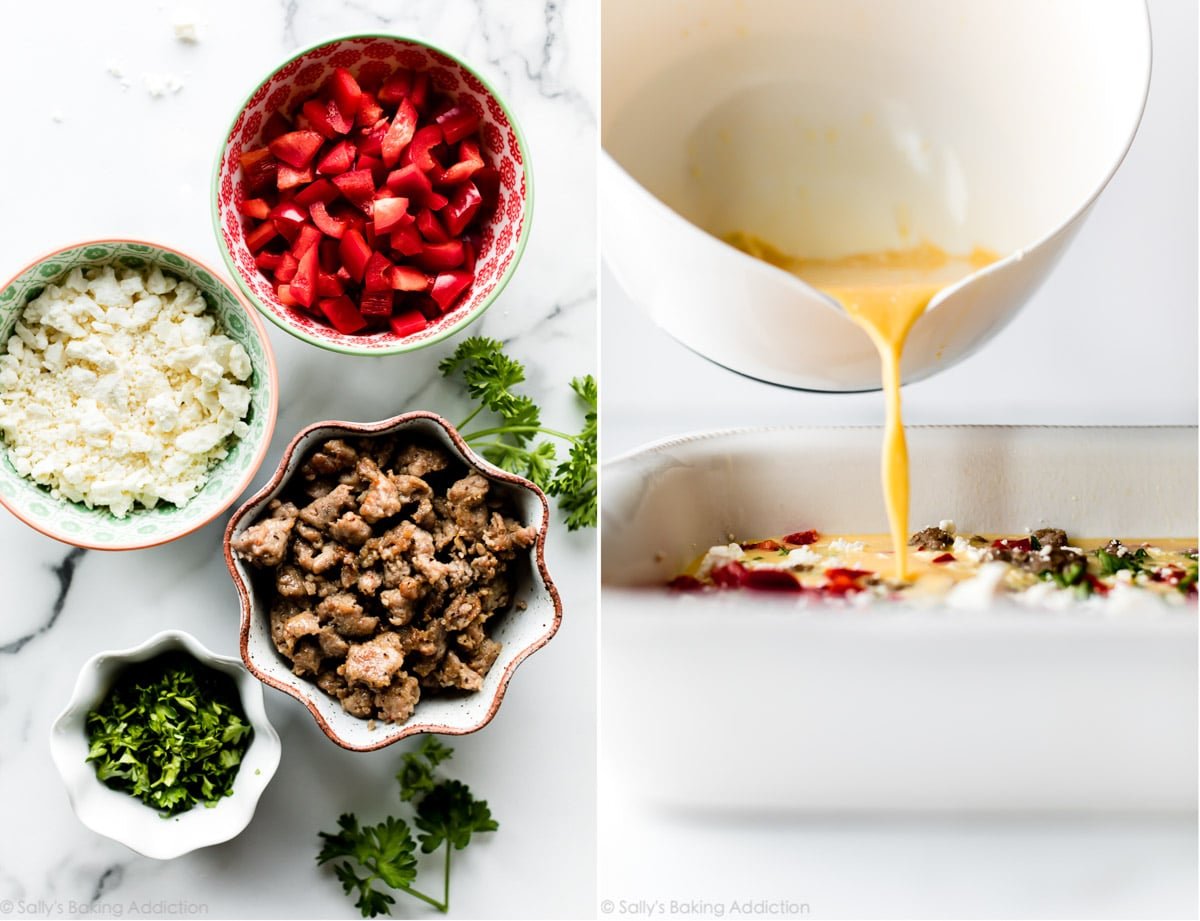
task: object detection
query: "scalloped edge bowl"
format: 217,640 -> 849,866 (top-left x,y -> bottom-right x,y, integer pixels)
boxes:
49,630 -> 282,860
224,410 -> 562,751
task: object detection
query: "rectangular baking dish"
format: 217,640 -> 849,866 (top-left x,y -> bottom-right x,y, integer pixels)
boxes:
600,426 -> 1198,814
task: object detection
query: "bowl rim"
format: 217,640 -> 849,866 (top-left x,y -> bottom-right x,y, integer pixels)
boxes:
223,409 -> 563,751
48,628 -> 282,860
0,237 -> 281,552
209,31 -> 536,357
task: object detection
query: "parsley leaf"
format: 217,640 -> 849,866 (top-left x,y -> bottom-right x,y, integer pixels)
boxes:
414,779 -> 499,853
440,337 -> 598,530
318,736 -> 498,916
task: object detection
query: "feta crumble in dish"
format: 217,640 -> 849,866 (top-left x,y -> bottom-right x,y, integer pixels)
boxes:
670,522 -> 1198,607
0,265 -> 253,517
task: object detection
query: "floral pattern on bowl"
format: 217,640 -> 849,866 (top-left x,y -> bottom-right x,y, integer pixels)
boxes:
0,239 -> 279,550
211,34 -> 533,355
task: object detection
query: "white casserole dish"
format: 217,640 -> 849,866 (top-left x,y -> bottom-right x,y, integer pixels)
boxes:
601,426 -> 1197,813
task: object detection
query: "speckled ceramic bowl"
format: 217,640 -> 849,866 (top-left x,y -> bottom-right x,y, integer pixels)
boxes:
49,630 -> 282,860
224,411 -> 561,751
0,240 -> 279,550
212,34 -> 533,356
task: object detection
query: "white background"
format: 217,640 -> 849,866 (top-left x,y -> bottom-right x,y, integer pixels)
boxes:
599,0 -> 1198,918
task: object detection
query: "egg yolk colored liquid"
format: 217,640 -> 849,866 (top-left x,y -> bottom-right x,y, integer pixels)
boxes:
727,236 -> 998,580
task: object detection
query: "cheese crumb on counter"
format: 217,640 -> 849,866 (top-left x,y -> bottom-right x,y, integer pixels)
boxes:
0,265 -> 253,517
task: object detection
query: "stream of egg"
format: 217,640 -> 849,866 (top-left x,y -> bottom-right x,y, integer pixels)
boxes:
728,235 -> 998,580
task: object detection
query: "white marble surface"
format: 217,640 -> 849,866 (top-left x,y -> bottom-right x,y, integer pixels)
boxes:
599,0 -> 1197,918
0,1 -> 595,919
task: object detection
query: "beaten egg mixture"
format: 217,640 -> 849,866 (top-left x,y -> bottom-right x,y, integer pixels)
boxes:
726,233 -> 998,580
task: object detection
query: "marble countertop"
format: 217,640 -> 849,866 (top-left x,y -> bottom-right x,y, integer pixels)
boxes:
0,1 -> 595,919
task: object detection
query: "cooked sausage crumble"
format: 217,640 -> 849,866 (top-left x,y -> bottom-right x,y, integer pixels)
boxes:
231,435 -> 537,723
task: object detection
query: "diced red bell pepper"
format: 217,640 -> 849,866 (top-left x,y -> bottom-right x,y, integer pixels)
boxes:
316,272 -> 344,297
409,72 -> 429,110
332,169 -> 376,209
293,178 -> 339,207
301,98 -> 340,140
359,290 -> 393,317
317,295 -> 367,334
387,164 -> 448,210
255,250 -> 283,271
430,270 -> 472,310
358,118 -> 388,158
274,252 -> 299,282
289,245 -> 319,308
378,69 -> 412,107
238,198 -> 272,220
276,163 -> 314,189
931,553 -> 955,564
310,201 -> 348,239
291,223 -> 323,259
390,266 -> 430,291
262,111 -> 292,143
416,209 -> 449,244
437,138 -> 484,186
269,130 -> 324,168
245,222 -> 278,252
710,561 -> 750,588
390,223 -> 423,257
413,294 -> 442,321
273,219 -> 300,245
418,241 -> 465,271
269,201 -> 307,225
403,125 -> 443,172
992,537 -> 1033,553
666,574 -> 706,592
338,229 -> 372,283
356,153 -> 386,185
316,140 -> 356,176
372,196 -> 410,234
240,148 -> 278,194
388,308 -> 428,337
744,569 -> 804,592
276,283 -> 300,307
741,539 -> 783,551
363,251 -> 393,293
823,567 -> 873,596
1086,574 -> 1110,596
442,182 -> 482,236
435,103 -> 480,145
381,98 -> 418,167
319,238 -> 340,273
783,529 -> 820,546
461,238 -> 476,273
329,67 -> 363,119
473,166 -> 500,210
356,92 -> 384,128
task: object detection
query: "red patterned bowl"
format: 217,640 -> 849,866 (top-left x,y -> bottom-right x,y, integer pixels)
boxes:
211,34 -> 533,355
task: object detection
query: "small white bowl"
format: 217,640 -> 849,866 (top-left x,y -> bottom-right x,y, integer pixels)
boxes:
49,630 -> 281,860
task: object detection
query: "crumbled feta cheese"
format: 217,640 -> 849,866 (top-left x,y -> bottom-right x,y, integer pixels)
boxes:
0,265 -> 253,518
827,538 -> 865,554
143,73 -> 186,97
696,543 -> 744,578
952,535 -> 985,562
938,519 -> 956,535
945,562 -> 1010,609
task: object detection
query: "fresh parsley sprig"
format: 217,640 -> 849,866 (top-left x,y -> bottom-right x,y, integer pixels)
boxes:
317,736 -> 498,917
439,337 -> 597,530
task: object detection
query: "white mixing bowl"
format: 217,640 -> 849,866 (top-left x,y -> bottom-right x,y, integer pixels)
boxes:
602,0 -> 1152,391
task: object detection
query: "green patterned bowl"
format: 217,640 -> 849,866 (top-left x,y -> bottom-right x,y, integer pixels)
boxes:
0,240 -> 279,550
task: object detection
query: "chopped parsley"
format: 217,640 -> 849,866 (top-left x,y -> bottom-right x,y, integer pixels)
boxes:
1096,544 -> 1150,576
84,652 -> 253,817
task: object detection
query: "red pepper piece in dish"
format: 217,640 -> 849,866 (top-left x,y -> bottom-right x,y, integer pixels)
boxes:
783,529 -> 820,546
